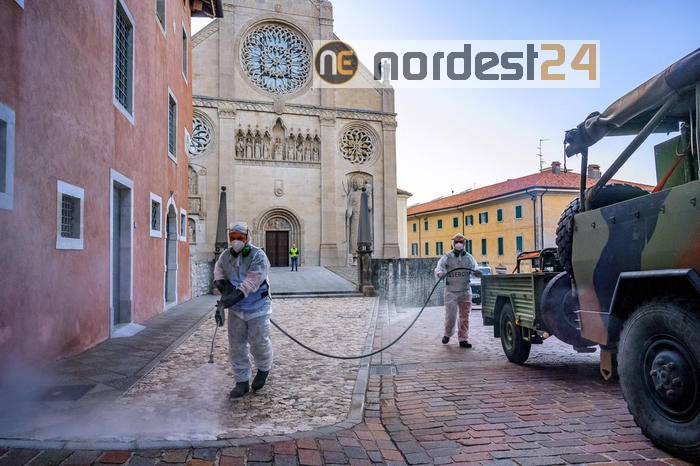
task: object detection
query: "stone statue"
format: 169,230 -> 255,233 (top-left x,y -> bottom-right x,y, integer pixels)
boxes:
303,137 -> 311,161
346,179 -> 362,256
312,143 -> 319,161
287,135 -> 296,160
245,133 -> 253,159
187,218 -> 196,243
273,137 -> 282,159
262,132 -> 271,159
236,135 -> 245,158
254,132 -> 262,159
296,133 -> 304,160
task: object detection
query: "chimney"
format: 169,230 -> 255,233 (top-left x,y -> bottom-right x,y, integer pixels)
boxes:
587,164 -> 601,179
551,161 -> 561,174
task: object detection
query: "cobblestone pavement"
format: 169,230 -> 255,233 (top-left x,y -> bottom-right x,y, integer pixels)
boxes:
0,299 -> 693,464
120,297 -> 375,441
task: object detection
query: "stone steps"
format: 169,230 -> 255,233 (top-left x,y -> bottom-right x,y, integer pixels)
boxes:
271,290 -> 364,299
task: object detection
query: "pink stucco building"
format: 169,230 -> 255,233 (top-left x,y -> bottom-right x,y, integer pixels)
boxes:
0,0 -> 222,365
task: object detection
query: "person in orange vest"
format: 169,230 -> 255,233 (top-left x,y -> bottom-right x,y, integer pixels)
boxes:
289,244 -> 299,271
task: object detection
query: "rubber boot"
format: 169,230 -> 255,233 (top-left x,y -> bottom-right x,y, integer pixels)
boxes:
251,370 -> 269,390
229,381 -> 249,399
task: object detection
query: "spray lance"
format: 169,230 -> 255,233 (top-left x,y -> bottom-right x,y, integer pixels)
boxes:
208,279 -> 245,363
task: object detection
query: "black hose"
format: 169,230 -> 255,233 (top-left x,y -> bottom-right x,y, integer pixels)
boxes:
268,267 -> 475,360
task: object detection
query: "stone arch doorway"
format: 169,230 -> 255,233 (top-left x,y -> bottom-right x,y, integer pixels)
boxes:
256,208 -> 301,267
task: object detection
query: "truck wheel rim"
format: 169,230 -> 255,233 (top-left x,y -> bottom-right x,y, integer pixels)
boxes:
644,338 -> 699,422
503,320 -> 515,350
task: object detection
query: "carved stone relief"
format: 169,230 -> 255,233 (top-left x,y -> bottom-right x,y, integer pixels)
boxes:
235,118 -> 320,164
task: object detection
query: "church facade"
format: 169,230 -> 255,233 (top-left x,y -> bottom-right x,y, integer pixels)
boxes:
188,0 -> 400,290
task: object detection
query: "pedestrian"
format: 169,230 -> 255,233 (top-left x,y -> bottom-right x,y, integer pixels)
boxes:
289,243 -> 299,271
213,221 -> 273,398
434,233 -> 482,348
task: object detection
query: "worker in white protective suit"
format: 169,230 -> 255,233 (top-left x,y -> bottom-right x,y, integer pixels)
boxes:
213,221 -> 273,398
434,233 -> 482,348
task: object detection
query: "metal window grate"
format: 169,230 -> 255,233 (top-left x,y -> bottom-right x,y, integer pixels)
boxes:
61,194 -> 80,239
151,200 -> 160,231
168,97 -> 176,155
115,3 -> 132,111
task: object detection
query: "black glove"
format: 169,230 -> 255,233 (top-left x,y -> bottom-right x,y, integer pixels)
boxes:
214,279 -> 234,295
215,303 -> 226,327
220,288 -> 245,308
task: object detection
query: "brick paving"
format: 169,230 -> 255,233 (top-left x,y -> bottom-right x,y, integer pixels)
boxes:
0,268 -> 696,464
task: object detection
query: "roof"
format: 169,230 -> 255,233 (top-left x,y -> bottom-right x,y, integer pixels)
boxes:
191,0 -> 224,18
407,170 -> 653,216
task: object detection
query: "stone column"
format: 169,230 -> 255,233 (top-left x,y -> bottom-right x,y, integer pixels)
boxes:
318,2 -> 339,266
319,114 -> 339,265
218,106 -> 237,227
218,5 -> 236,99
381,116 -> 400,259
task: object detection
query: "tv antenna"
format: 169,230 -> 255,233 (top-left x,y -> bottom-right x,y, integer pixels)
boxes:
537,138 -> 549,170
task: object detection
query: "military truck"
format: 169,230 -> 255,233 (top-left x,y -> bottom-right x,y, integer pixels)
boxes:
481,48 -> 700,461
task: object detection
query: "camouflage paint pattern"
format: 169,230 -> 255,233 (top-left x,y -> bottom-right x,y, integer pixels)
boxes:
572,179 -> 700,344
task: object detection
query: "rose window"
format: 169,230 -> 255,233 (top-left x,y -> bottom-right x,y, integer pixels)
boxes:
240,23 -> 311,95
189,115 -> 212,156
339,126 -> 376,164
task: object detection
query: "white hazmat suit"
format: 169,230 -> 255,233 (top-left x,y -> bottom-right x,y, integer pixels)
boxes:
434,234 -> 479,347
214,222 -> 273,396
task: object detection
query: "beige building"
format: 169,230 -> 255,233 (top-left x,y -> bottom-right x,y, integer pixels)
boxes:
407,163 -> 653,274
187,0 -> 400,285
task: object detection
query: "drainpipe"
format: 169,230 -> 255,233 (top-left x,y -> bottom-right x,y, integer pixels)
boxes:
527,190 -> 538,250
417,216 -> 422,258
539,188 -> 548,249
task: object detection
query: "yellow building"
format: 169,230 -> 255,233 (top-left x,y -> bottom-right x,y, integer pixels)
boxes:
407,163 -> 651,273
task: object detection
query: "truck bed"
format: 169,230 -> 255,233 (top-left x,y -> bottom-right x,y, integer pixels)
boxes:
481,272 -> 560,330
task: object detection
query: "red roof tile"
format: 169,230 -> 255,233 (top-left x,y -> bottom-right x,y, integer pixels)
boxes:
407,170 -> 653,216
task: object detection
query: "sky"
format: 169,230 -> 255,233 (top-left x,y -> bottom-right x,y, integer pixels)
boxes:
194,1 -> 700,205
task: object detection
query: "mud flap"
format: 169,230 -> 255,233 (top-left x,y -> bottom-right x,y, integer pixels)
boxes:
600,349 -> 616,380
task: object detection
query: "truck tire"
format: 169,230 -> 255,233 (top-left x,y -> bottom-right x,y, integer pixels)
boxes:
618,299 -> 700,463
555,184 -> 648,274
540,272 -> 595,347
499,302 -> 531,364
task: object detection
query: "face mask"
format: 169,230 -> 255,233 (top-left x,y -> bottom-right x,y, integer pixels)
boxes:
231,240 -> 245,253
454,243 -> 464,251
